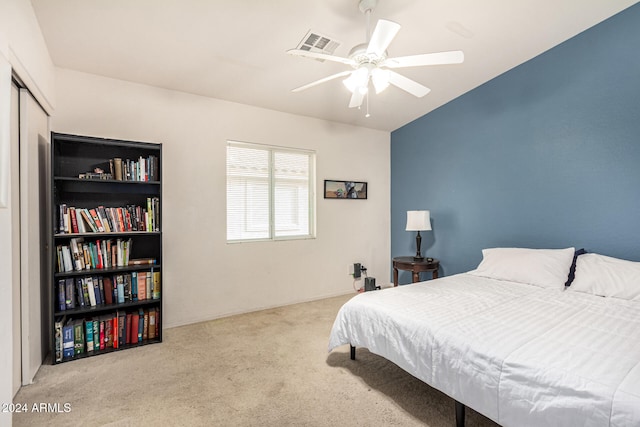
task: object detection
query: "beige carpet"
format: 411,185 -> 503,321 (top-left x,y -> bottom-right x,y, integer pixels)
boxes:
13,294 -> 499,427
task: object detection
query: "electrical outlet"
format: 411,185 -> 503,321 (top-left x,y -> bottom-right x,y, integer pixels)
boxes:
353,263 -> 361,279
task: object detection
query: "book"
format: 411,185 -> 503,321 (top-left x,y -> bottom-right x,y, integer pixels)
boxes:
147,198 -> 153,231
155,307 -> 160,338
69,207 -> 79,234
58,204 -> 66,234
85,320 -> 94,352
114,158 -> 123,180
73,320 -> 85,355
137,309 -> 144,342
79,208 -> 98,233
104,315 -> 113,348
112,314 -> 118,349
116,209 -> 125,232
62,204 -> 70,233
95,240 -> 104,269
143,310 -> 149,340
148,309 -> 156,339
61,246 -> 73,272
62,324 -> 74,359
97,206 -> 111,233
152,271 -> 161,300
131,272 -> 138,301
126,313 -> 132,344
128,258 -> 156,265
118,311 -> 126,347
138,273 -> 146,301
98,276 -> 106,303
75,278 -> 85,308
80,278 -> 91,306
93,320 -> 99,351
131,310 -> 140,343
65,278 -> 75,309
55,320 -> 63,362
86,276 -> 97,307
124,274 -> 132,302
116,239 -> 123,267
146,271 -> 152,300
92,276 -> 102,305
82,243 -> 91,269
116,275 -> 125,304
57,279 -> 66,311
99,319 -> 106,350
70,238 -> 85,271
103,276 -> 113,305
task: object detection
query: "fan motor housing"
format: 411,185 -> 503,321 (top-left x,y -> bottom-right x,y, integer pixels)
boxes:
348,43 -> 386,66
359,0 -> 379,14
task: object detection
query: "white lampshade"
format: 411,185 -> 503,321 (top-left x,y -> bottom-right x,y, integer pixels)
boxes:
371,68 -> 390,94
343,67 -> 369,93
406,210 -> 431,231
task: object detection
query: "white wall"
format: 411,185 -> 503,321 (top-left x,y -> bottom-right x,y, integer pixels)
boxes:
53,68 -> 391,328
0,0 -> 55,112
0,1 -> 55,425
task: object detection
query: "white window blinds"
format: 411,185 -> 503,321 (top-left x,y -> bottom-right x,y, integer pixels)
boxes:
226,141 -> 315,242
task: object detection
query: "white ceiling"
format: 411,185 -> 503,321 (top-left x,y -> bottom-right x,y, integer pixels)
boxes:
30,0 -> 638,132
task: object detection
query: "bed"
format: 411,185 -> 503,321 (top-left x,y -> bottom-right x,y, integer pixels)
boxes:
328,248 -> 640,427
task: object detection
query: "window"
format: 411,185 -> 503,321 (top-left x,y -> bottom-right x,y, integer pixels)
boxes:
226,141 -> 315,242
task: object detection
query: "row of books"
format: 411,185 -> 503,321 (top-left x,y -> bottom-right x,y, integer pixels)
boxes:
56,237 -> 136,273
58,200 -> 160,234
55,307 -> 160,362
111,155 -> 159,182
57,271 -> 160,312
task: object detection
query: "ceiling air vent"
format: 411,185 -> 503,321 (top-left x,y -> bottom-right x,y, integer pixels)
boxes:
296,30 -> 341,61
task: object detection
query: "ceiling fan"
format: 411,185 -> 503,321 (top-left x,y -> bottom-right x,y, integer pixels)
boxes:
287,0 -> 464,111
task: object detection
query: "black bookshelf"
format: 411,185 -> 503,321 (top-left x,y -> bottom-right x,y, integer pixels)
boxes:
50,132 -> 163,364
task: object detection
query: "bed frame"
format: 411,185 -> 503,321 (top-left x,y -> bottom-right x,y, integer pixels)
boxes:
350,344 -> 466,427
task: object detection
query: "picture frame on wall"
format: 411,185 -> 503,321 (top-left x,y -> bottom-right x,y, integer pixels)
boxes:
324,180 -> 367,199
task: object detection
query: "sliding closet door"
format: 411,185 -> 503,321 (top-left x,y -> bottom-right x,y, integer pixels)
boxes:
19,88 -> 50,385
10,82 -> 21,395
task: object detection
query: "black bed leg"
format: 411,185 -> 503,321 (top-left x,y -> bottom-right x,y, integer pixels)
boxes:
350,345 -> 356,360
455,400 -> 466,427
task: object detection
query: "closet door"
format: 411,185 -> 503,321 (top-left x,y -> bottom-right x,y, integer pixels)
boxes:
10,81 -> 20,395
19,88 -> 50,385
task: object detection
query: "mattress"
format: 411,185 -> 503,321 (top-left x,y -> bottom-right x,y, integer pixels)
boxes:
328,273 -> 640,427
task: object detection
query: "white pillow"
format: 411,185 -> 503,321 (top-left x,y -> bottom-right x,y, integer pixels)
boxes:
568,253 -> 640,300
471,247 -> 575,290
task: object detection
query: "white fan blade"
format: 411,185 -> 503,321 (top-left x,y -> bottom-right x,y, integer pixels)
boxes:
348,90 -> 366,108
385,50 -> 464,68
366,19 -> 401,57
388,71 -> 431,97
292,70 -> 353,92
287,49 -> 354,66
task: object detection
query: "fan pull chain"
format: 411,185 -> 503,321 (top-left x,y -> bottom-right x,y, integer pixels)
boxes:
365,92 -> 370,118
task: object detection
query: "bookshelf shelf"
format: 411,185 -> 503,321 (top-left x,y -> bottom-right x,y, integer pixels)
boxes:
53,264 -> 162,278
54,298 -> 160,317
54,231 -> 162,239
50,132 -> 163,364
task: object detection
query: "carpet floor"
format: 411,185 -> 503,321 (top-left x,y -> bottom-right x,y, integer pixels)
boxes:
13,294 -> 499,427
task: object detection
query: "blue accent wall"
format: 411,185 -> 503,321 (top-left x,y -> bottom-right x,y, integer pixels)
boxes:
391,4 -> 640,282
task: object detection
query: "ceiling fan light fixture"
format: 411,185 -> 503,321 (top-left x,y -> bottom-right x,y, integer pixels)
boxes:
288,0 -> 464,113
343,67 -> 369,93
371,68 -> 390,94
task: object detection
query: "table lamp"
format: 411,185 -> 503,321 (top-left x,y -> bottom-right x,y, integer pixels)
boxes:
406,210 -> 431,261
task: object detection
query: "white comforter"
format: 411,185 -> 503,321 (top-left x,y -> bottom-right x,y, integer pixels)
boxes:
328,273 -> 640,427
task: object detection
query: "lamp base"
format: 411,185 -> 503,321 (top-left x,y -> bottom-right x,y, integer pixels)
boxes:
413,256 -> 424,261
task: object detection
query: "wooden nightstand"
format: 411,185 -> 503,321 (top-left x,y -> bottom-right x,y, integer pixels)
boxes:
392,256 -> 440,286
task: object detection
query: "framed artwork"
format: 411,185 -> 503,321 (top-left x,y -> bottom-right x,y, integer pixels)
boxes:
324,180 -> 367,199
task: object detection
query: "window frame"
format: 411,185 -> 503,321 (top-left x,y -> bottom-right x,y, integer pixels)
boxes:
226,140 -> 316,243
